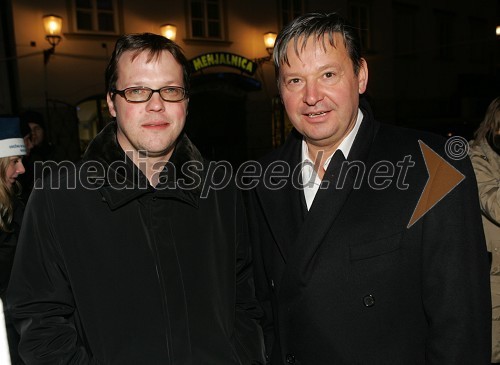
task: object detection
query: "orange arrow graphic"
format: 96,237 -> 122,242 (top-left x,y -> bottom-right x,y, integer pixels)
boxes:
407,140 -> 465,228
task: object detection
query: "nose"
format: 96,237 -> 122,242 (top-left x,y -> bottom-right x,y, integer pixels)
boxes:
16,161 -> 26,175
303,80 -> 323,106
146,91 -> 166,112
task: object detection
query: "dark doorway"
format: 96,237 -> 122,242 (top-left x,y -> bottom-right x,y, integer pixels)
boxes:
185,72 -> 261,166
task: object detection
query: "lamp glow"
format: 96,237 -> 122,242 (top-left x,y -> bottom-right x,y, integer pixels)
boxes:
160,24 -> 177,41
43,15 -> 62,36
263,32 -> 277,51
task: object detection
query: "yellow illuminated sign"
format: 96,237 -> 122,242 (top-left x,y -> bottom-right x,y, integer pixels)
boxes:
190,52 -> 257,75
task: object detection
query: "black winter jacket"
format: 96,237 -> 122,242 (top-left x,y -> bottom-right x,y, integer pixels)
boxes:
7,122 -> 265,364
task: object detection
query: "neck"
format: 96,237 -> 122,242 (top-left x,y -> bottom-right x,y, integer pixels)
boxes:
126,149 -> 174,187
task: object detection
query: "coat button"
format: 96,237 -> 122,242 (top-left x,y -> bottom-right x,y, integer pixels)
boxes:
363,294 -> 375,307
286,353 -> 295,364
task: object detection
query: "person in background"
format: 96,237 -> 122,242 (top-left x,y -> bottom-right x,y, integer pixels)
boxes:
17,110 -> 49,203
0,117 -> 27,365
23,110 -> 53,161
247,12 -> 491,364
469,96 -> 500,364
7,33 -> 264,364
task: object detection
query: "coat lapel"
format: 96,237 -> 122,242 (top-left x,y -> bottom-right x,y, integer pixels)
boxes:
255,130 -> 305,263
279,101 -> 378,300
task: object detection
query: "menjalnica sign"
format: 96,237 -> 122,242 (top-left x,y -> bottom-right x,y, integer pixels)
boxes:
189,52 -> 257,75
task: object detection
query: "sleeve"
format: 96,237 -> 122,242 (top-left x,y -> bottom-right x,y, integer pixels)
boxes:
421,153 -> 492,364
469,146 -> 500,224
233,189 -> 266,365
244,189 -> 275,364
5,188 -> 99,364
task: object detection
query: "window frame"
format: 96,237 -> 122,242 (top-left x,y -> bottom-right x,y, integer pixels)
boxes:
69,0 -> 121,35
186,0 -> 226,41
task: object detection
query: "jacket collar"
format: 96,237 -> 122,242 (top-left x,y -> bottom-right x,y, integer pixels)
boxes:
82,121 -> 205,209
255,98 -> 379,263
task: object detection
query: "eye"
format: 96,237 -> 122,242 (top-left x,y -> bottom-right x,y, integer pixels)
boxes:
162,87 -> 180,95
128,88 -> 148,95
288,78 -> 300,84
325,72 -> 335,78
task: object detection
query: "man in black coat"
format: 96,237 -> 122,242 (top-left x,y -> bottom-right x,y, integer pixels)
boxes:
7,33 -> 264,364
247,12 -> 491,364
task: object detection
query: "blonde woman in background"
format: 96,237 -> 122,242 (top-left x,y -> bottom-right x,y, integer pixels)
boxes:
0,116 -> 27,365
470,96 -> 500,364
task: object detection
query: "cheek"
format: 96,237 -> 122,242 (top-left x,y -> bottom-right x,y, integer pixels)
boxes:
5,166 -> 15,178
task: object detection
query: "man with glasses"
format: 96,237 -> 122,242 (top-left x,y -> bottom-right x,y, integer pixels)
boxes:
7,33 -> 265,364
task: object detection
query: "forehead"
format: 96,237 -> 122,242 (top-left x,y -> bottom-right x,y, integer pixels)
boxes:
115,50 -> 183,85
117,50 -> 182,74
282,33 -> 349,67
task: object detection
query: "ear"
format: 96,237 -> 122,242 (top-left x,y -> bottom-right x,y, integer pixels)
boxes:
106,92 -> 117,118
357,58 -> 368,94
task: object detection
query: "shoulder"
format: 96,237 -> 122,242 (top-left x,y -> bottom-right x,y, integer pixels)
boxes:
257,129 -> 302,169
377,123 -> 447,150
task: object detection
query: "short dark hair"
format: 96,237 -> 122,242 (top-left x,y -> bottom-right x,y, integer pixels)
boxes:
105,33 -> 190,95
273,12 -> 363,76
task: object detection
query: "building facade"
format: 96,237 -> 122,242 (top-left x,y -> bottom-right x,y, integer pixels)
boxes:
1,0 -> 498,162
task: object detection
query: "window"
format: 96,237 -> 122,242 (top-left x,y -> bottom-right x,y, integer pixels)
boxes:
280,0 -> 304,27
349,2 -> 372,51
188,0 -> 225,40
72,0 -> 119,34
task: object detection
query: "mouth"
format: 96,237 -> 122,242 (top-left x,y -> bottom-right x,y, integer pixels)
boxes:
142,122 -> 170,129
305,111 -> 328,118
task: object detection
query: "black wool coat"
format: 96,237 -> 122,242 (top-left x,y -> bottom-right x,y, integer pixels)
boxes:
247,100 -> 491,365
7,122 -> 265,364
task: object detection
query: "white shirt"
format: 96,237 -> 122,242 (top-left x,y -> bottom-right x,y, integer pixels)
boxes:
301,109 -> 364,210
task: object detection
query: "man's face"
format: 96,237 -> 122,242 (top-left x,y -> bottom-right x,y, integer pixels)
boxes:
107,50 -> 188,161
29,122 -> 44,147
279,33 -> 368,151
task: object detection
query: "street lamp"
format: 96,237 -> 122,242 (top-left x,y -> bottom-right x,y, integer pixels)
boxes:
42,14 -> 63,64
255,32 -> 277,65
263,32 -> 277,56
160,24 -> 177,41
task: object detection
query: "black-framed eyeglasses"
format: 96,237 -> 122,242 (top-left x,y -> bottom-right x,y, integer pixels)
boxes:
111,86 -> 188,103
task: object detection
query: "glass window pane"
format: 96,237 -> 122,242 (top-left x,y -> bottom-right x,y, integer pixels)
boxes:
192,20 -> 204,37
207,3 -> 219,20
97,0 -> 113,10
191,2 -> 204,18
208,21 -> 220,37
76,0 -> 92,9
76,11 -> 93,30
98,13 -> 115,31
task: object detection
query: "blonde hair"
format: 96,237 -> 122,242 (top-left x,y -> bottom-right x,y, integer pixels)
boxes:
0,156 -> 21,232
472,96 -> 500,146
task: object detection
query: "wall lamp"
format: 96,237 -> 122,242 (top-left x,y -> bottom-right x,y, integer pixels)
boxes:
255,31 -> 277,65
42,14 -> 63,64
160,24 -> 177,41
